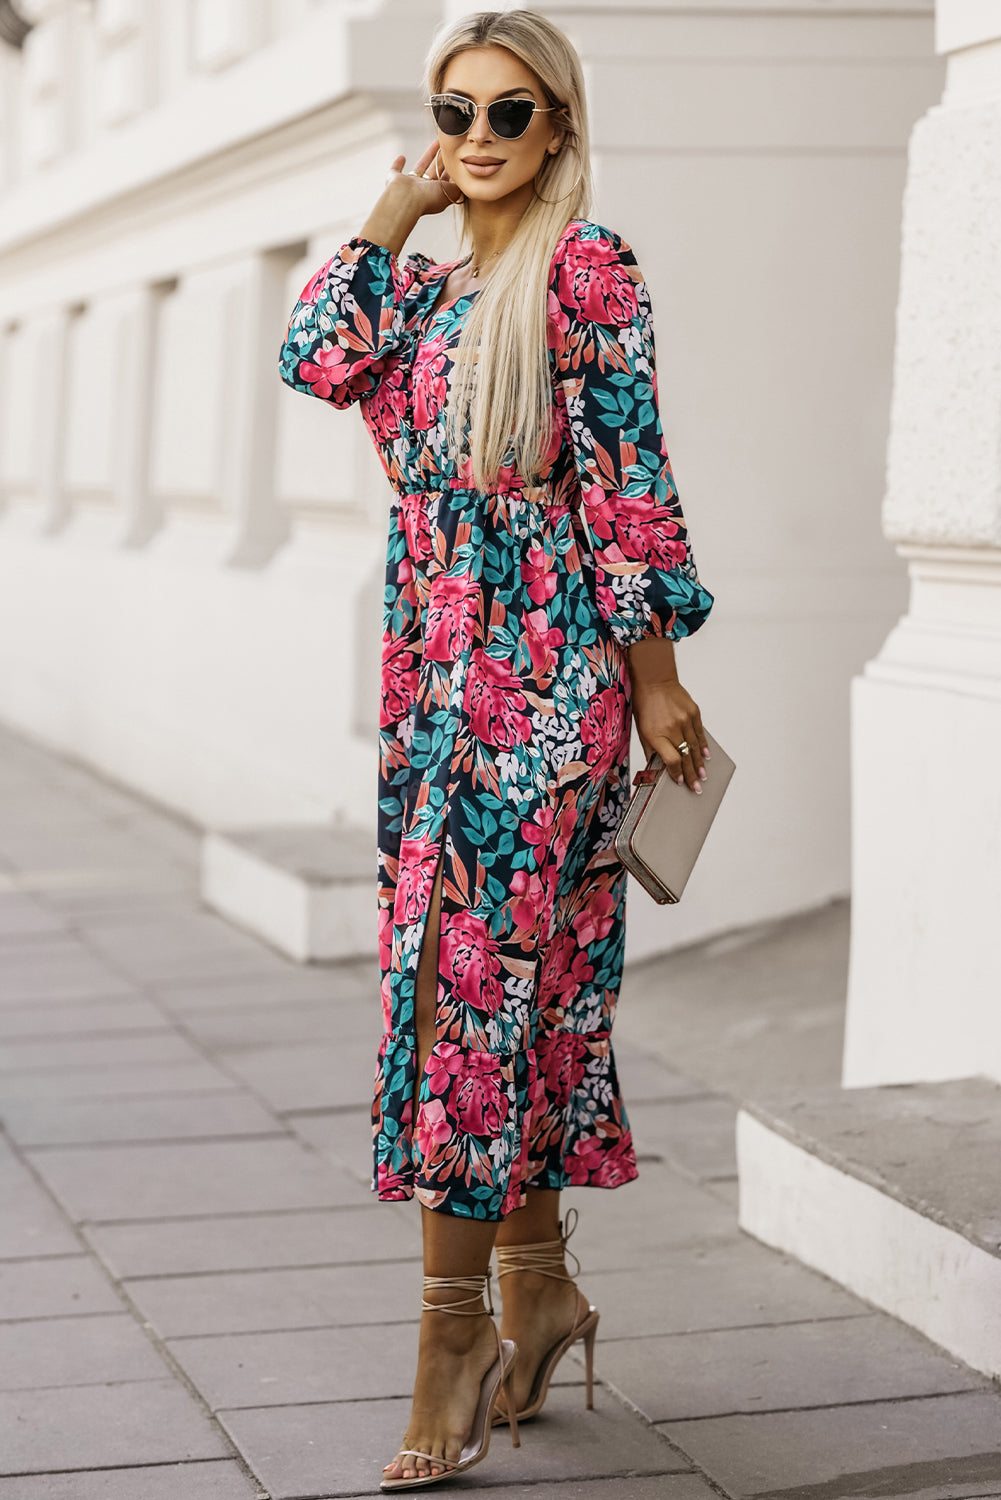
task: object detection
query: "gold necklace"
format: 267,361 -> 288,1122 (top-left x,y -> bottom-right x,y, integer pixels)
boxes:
468,249 -> 503,279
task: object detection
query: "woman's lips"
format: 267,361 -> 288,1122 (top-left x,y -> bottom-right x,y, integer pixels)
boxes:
461,160 -> 505,177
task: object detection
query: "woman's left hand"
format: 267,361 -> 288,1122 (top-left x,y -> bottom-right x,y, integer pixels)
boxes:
631,674 -> 709,794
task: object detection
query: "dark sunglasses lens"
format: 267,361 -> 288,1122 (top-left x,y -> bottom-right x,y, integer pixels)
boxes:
432,97 -> 474,134
488,99 -> 535,138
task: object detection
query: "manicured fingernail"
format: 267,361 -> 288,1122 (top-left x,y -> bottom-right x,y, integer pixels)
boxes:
694,783 -> 702,794
703,747 -> 710,757
699,767 -> 707,780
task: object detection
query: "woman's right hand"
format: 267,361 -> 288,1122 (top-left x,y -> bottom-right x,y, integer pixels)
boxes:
385,143 -> 464,217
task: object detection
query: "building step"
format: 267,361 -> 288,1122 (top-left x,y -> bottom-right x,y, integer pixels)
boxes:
737,1076 -> 1001,1379
201,823 -> 375,963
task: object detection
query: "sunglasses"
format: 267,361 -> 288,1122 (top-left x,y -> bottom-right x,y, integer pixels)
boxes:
426,93 -> 555,141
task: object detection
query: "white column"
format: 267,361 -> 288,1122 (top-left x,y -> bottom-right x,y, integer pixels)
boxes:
116,283 -> 164,547
843,1 -> 1001,1088
224,247 -> 300,567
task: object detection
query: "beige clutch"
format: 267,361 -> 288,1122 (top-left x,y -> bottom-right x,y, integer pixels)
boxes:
614,729 -> 736,903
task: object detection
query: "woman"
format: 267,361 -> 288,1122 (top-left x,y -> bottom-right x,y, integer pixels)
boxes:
279,9 -> 713,1490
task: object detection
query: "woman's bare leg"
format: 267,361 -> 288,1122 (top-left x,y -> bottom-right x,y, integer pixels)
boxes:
382,851 -> 503,1483
494,1189 -> 592,1415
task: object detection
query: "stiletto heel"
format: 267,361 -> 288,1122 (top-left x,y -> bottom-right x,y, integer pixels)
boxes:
582,1315 -> 597,1409
492,1208 -> 600,1425
380,1271 -> 518,1491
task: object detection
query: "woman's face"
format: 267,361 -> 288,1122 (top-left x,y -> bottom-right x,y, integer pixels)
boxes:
435,45 -> 562,206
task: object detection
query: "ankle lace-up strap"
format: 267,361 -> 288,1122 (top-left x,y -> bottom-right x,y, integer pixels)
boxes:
421,1270 -> 495,1316
495,1206 -> 582,1282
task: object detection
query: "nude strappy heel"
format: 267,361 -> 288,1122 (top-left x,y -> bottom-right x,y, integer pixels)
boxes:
380,1271 -> 519,1492
492,1207 -> 599,1424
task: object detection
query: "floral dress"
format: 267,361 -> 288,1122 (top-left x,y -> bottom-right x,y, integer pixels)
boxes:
279,219 -> 713,1220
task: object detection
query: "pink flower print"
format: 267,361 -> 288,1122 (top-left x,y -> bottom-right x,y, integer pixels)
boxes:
439,909 -> 504,1013
580,687 -> 628,781
400,490 -> 433,564
299,343 -> 362,400
415,1097 -> 452,1159
413,343 -> 450,430
298,257 -> 334,306
380,637 -> 419,728
394,836 -> 441,925
521,546 -> 558,606
522,609 -> 564,684
539,1033 -> 588,1107
464,650 -> 532,750
376,1160 -> 409,1198
572,890 -> 617,948
424,573 -> 479,663
425,1041 -> 465,1097
521,804 -> 555,852
557,238 -> 639,327
510,869 -> 547,932
565,1132 -> 609,1184
364,361 -> 407,444
546,287 -> 571,347
614,494 -> 687,570
552,801 -> 579,867
453,1052 -> 508,1137
539,932 -> 594,1010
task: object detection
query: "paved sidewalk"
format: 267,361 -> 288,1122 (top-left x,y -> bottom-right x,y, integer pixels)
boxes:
1,723 -> 999,1500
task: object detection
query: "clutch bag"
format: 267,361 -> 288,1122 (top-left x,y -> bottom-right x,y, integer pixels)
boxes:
614,729 -> 736,904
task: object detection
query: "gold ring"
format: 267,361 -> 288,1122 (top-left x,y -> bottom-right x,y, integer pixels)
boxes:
676,740 -> 691,756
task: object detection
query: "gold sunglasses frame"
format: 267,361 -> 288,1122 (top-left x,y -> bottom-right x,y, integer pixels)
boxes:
425,93 -> 556,139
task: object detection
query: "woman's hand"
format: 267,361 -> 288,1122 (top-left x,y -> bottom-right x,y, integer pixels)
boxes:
360,143 -> 464,258
385,142 -> 465,217
628,639 -> 709,794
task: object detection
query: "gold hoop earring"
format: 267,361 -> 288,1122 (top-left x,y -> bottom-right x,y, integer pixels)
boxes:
427,147 -> 463,206
533,144 -> 585,206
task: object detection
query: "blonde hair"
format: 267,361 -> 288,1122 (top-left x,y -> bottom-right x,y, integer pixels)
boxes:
424,9 -> 592,490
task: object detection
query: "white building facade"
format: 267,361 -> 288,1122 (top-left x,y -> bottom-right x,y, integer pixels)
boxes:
0,0 -> 941,961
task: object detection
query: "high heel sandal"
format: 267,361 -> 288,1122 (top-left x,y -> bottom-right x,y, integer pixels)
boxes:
492,1207 -> 600,1424
380,1271 -> 519,1492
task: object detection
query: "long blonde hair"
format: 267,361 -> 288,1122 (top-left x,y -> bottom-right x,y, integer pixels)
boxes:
424,10 -> 592,490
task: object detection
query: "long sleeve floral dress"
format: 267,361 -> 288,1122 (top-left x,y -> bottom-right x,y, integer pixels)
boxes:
279,219 -> 713,1220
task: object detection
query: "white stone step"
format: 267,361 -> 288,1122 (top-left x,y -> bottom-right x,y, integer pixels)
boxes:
201,823 -> 375,963
737,1077 -> 1001,1380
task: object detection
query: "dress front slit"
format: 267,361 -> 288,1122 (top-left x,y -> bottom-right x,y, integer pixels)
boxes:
279,220 -> 715,1220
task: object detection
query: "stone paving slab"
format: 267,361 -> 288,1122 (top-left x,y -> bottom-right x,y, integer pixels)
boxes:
27,1137 -> 368,1221
438,1479 -> 720,1499
559,1165 -> 739,1271
170,1325 -> 568,1415
158,964 -> 379,1013
0,1255 -> 122,1319
626,1094 -> 740,1183
2,1310 -> 168,1389
593,1313 -> 988,1423
217,1040 -> 378,1112
0,1031 -> 203,1071
127,1259 -> 423,1338
612,1041 -> 710,1103
181,997 -> 382,1049
0,1139 -> 81,1257
285,1107 -> 380,1187
82,913 -> 294,984
3,1090 -> 282,1147
84,1204 -> 418,1278
0,1057 -> 240,1099
584,1236 -> 866,1339
0,995 -> 171,1039
662,1390 -> 1001,1498
0,1459 -> 263,1500
0,1378 -> 232,1475
0,894 -> 64,940
218,1383 -> 693,1499
0,938 -> 139,1004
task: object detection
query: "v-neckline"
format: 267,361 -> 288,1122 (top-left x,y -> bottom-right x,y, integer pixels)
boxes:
424,256 -> 480,324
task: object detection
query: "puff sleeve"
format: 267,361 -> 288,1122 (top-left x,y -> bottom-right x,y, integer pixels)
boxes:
278,236 -> 428,408
549,225 -> 713,648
